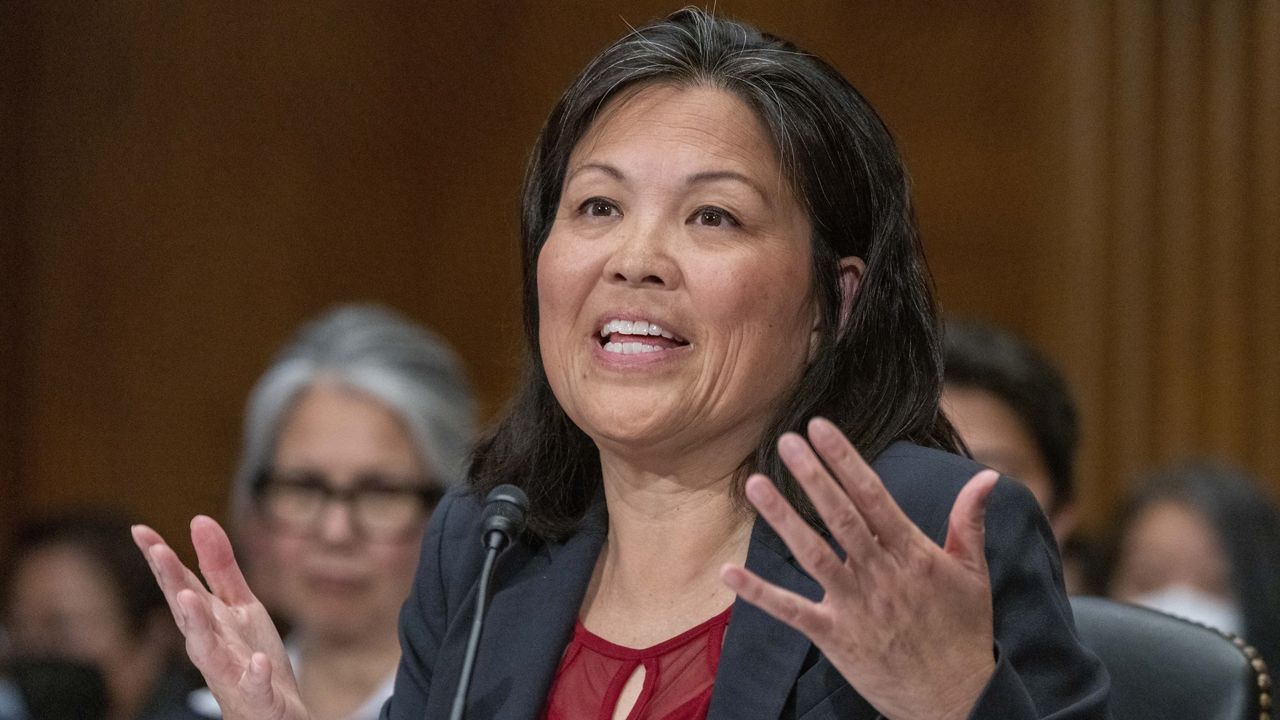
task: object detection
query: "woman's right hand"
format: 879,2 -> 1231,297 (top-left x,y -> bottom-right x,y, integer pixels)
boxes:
132,516 -> 311,720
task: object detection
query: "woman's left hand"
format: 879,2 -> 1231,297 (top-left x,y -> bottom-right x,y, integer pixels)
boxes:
720,417 -> 999,720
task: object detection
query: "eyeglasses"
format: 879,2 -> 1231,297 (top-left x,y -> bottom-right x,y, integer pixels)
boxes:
252,469 -> 444,541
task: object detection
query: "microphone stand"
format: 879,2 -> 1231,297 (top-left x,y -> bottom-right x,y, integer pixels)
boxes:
448,485 -> 528,720
448,532 -> 503,720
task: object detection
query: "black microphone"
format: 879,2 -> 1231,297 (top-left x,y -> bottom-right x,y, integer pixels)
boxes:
448,484 -> 529,720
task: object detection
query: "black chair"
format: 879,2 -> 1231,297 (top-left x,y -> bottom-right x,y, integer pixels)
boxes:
1070,596 -> 1272,720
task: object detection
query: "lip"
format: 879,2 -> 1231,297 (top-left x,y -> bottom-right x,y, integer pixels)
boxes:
302,566 -> 369,590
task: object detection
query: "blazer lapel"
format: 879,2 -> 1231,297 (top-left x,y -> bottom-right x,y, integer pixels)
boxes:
707,516 -> 821,720
444,503 -> 607,720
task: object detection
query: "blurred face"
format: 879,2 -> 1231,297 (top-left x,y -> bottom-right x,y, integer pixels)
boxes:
537,84 -> 817,472
250,383 -> 430,642
1110,499 -> 1233,603
6,543 -> 137,666
942,384 -> 1074,539
5,542 -> 167,716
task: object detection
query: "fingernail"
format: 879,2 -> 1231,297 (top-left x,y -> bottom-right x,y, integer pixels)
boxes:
720,565 -> 744,590
777,433 -> 805,459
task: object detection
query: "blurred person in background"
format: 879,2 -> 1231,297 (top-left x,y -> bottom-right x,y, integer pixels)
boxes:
942,319 -> 1088,592
1102,462 -> 1280,669
188,304 -> 476,720
0,511 -> 201,720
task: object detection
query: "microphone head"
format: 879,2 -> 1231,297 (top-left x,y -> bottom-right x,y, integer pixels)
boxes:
480,484 -> 529,550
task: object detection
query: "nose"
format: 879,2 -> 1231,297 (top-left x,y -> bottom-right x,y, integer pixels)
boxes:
315,498 -> 359,544
603,218 -> 681,289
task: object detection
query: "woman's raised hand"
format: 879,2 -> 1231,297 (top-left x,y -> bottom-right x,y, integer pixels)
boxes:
720,417 -> 999,720
132,517 -> 310,720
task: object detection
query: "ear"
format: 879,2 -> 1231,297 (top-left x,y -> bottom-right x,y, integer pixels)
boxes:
835,256 -> 866,329
809,256 -> 866,361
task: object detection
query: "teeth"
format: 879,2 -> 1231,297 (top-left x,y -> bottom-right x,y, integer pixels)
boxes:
603,341 -> 663,354
598,319 -> 677,340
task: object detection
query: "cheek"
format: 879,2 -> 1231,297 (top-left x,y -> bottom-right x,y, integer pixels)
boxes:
710,258 -> 813,351
368,539 -> 424,593
536,236 -> 594,363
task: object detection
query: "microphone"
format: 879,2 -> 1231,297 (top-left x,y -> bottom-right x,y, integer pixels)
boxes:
480,484 -> 529,551
448,484 -> 529,720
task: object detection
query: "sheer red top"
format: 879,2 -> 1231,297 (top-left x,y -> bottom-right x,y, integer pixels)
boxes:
541,605 -> 733,720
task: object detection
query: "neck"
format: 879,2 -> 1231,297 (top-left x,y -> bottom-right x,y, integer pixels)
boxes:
596,452 -> 754,599
295,628 -> 400,718
106,641 -> 166,720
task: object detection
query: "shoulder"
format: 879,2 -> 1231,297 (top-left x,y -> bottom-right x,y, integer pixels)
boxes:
872,442 -> 1041,544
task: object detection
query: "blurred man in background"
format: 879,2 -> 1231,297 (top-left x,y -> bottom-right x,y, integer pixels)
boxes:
943,319 -> 1085,592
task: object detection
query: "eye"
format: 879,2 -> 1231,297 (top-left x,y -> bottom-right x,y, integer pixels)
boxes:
577,197 -> 620,218
690,206 -> 739,228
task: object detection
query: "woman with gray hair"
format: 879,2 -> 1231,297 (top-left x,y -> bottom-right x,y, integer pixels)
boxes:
189,304 -> 475,720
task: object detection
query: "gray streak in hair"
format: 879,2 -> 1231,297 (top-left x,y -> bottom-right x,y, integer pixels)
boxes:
230,304 -> 476,522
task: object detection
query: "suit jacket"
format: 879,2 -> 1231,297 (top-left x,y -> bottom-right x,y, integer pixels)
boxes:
380,442 -> 1111,719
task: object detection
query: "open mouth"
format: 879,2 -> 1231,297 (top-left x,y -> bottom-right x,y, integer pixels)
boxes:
597,318 -> 690,355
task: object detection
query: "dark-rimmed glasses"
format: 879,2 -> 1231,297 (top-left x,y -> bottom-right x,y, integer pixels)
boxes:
252,469 -> 443,541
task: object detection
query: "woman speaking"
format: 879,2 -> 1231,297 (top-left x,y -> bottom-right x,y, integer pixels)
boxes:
134,9 -> 1109,720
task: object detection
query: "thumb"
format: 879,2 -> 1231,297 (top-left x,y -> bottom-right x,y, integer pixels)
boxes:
943,470 -> 1000,573
239,652 -> 281,717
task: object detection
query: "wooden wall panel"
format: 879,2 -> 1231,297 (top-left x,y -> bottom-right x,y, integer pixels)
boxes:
0,3 -> 36,557
1253,0 -> 1280,492
2,1 -> 1276,553
1048,0 -> 1280,534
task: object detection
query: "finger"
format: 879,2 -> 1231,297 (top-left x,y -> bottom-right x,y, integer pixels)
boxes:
776,433 -> 877,561
942,470 -> 999,575
239,652 -> 277,713
133,525 -> 186,630
146,541 -> 211,632
720,563 -> 828,640
745,474 -> 849,590
178,589 -> 246,685
191,515 -> 256,606
131,523 -> 166,554
135,524 -> 210,595
806,417 -> 918,553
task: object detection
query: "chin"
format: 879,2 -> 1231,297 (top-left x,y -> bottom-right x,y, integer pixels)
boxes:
299,604 -> 378,639
570,401 -> 678,449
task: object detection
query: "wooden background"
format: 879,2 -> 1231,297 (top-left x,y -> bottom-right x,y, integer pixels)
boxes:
2,1 -> 1277,558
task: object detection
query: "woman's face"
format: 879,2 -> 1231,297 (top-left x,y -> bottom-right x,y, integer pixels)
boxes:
7,543 -> 138,666
537,84 -> 817,471
5,542 -> 164,712
1109,499 -> 1238,629
248,383 -> 430,643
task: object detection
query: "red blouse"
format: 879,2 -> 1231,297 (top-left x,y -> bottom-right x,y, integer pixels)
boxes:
541,606 -> 733,720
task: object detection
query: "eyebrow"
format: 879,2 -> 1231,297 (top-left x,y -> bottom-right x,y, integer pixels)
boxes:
565,163 -> 772,206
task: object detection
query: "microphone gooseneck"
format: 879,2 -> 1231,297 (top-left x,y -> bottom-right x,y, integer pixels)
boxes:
448,484 -> 529,720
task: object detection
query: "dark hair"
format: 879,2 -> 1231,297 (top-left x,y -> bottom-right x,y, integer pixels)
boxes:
1101,463 -> 1280,668
471,7 -> 959,538
1,510 -> 166,637
943,319 -> 1078,508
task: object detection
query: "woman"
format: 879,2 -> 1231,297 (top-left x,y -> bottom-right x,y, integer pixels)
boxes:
134,10 -> 1108,719
1103,462 -> 1280,670
186,304 -> 476,720
2,512 -> 201,720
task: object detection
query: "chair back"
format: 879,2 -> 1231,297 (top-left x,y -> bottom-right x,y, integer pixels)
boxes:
1070,596 -> 1272,720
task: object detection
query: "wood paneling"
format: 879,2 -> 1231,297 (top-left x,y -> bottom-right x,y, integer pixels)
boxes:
1049,0 -> 1280,533
1,1 -> 1277,551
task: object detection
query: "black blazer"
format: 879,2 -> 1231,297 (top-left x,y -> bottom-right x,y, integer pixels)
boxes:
380,442 -> 1110,719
